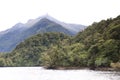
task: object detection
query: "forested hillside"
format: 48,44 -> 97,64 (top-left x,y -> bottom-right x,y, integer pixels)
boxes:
0,15 -> 84,52
73,15 -> 120,68
0,15 -> 119,69
0,32 -> 70,66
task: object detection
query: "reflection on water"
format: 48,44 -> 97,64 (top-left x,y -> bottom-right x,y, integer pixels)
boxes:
0,67 -> 119,80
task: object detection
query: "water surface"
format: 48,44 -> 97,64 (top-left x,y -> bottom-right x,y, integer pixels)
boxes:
0,67 -> 119,80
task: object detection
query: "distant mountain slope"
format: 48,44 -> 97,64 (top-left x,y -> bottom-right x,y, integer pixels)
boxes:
22,18 -> 74,37
0,23 -> 27,52
0,15 -> 119,68
0,15 -> 85,52
44,15 -> 86,33
4,15 -> 120,68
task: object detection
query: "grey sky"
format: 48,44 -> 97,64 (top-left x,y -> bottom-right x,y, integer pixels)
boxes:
0,0 -> 120,31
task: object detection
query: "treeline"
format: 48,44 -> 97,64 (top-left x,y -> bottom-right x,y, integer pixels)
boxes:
0,32 -> 70,66
0,15 -> 120,69
73,15 -> 120,68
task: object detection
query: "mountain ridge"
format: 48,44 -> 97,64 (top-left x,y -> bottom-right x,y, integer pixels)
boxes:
0,15 -> 85,52
1,15 -> 119,68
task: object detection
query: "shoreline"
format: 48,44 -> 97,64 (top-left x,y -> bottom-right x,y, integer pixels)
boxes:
0,66 -> 120,71
94,67 -> 120,71
44,66 -> 120,71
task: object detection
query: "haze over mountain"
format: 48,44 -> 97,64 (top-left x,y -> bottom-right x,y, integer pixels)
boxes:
0,15 -> 85,52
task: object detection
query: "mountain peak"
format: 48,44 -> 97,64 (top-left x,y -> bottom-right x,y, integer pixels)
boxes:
0,14 -> 85,52
40,15 -> 86,33
41,14 -> 51,18
25,14 -> 53,27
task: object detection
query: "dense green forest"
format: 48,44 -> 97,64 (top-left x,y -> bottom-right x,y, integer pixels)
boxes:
0,15 -> 120,69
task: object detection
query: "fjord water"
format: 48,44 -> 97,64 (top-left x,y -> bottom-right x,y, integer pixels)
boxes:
0,67 -> 119,80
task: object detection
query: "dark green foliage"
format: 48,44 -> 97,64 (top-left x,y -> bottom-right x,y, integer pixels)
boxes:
107,24 -> 120,39
0,15 -> 120,69
73,15 -> 120,68
41,43 -> 88,68
8,32 -> 70,66
100,40 -> 120,62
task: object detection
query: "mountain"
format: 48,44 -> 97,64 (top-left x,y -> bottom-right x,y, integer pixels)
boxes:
15,15 -> 120,68
0,23 -> 27,52
2,15 -> 119,68
43,14 -> 86,33
22,18 -> 74,36
0,23 -> 25,36
0,15 -> 119,69
0,15 -> 85,52
25,14 -> 86,33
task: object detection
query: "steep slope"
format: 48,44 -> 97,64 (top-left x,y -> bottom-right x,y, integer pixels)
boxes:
0,15 -> 119,69
44,14 -> 86,33
8,32 -> 70,66
0,16 -> 77,52
73,15 -> 120,67
22,18 -> 74,37
0,23 -> 27,52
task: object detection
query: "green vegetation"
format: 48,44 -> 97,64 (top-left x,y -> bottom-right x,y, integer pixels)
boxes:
4,32 -> 70,66
0,15 -> 120,70
41,43 -> 88,68
0,18 -> 74,52
73,15 -> 120,68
